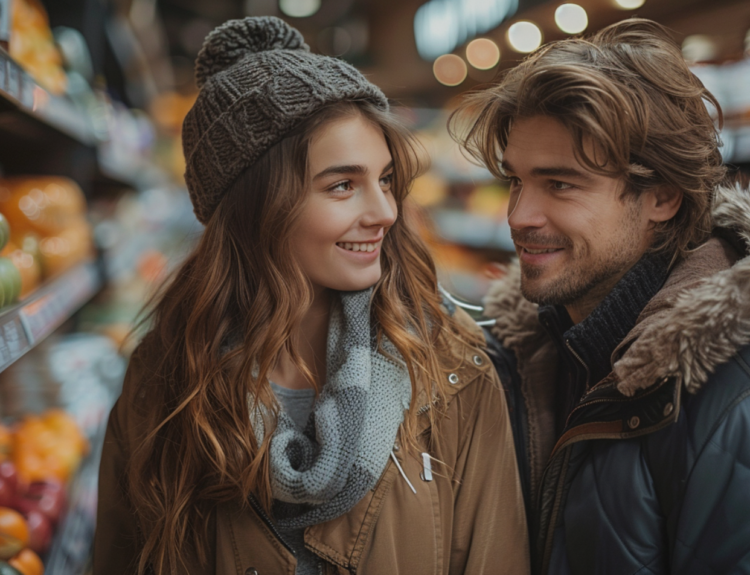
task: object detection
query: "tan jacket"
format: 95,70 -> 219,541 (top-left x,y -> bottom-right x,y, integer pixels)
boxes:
93,310 -> 529,575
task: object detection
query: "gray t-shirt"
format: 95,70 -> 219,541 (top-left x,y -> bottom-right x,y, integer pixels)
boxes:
270,381 -> 316,429
270,382 -> 319,575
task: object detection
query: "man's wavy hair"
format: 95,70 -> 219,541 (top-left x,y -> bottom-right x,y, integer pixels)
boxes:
451,18 -> 726,259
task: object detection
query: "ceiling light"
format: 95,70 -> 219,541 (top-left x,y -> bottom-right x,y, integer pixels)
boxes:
614,0 -> 646,9
433,54 -> 468,87
555,4 -> 588,34
279,0 -> 320,18
507,21 -> 542,53
466,38 -> 501,70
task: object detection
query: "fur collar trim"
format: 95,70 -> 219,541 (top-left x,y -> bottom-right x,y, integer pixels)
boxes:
483,182 -> 750,397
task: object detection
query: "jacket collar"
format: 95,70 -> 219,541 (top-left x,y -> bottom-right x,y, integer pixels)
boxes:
484,181 -> 750,398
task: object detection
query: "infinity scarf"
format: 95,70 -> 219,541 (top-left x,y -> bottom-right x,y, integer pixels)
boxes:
261,288 -> 412,531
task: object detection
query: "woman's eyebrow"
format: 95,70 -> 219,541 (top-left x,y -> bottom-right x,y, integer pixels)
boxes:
313,164 -> 367,180
380,160 -> 394,175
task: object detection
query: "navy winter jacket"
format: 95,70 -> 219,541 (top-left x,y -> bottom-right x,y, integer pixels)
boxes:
482,183 -> 750,574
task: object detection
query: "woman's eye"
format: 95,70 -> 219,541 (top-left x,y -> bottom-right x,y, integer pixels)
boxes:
379,173 -> 394,190
329,180 -> 353,194
552,180 -> 573,190
507,176 -> 521,189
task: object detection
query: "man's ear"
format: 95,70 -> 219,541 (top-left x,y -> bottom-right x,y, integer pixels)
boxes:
644,185 -> 682,223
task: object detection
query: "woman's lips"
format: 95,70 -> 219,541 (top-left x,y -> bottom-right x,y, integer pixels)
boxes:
335,240 -> 381,253
335,240 -> 382,260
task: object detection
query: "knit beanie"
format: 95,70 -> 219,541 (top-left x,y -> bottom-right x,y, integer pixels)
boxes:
182,16 -> 389,225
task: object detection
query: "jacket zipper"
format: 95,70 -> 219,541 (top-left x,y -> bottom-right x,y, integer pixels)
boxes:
565,339 -> 589,389
247,494 -> 296,557
539,447 -> 572,575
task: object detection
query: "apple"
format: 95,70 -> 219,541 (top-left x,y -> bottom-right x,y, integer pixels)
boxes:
0,465 -> 17,508
22,510 -> 51,555
13,480 -> 65,525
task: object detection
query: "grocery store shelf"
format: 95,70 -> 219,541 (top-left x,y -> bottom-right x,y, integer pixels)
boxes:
0,49 -> 98,146
0,261 -> 101,374
97,152 -> 170,191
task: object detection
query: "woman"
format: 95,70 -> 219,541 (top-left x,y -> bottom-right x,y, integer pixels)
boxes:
93,16 -> 528,575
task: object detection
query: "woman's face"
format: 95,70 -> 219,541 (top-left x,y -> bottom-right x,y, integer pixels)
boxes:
292,113 -> 398,294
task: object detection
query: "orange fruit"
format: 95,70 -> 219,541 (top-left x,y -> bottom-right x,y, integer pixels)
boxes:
12,411 -> 87,483
0,426 -> 10,461
0,508 -> 29,560
8,548 -> 44,575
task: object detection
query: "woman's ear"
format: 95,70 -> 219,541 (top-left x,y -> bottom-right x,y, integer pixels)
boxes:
644,185 -> 683,223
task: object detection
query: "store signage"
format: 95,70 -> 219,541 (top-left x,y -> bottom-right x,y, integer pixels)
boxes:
414,0 -> 519,60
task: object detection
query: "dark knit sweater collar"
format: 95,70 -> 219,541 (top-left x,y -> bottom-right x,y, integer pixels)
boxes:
538,250 -> 672,388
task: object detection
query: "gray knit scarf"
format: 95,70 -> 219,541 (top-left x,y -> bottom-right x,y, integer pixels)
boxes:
256,288 -> 412,530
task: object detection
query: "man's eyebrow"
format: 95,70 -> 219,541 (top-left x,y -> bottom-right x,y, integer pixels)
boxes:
532,166 -> 594,180
500,160 -> 593,181
313,164 -> 367,180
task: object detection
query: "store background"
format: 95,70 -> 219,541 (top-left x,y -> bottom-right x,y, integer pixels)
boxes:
0,0 -> 747,573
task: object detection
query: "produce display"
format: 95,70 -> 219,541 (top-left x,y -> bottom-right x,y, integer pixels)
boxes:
9,0 -> 67,95
0,177 -> 92,286
0,215 -> 22,307
0,409 -> 87,565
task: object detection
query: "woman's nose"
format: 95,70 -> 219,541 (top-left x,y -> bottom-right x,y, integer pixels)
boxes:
361,183 -> 397,227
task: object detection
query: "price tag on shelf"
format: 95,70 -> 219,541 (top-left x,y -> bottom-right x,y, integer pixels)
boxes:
0,316 -> 28,370
6,59 -> 18,100
20,72 -> 33,108
18,263 -> 99,344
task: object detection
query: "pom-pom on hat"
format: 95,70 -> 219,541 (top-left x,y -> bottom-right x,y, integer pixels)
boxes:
182,16 -> 389,225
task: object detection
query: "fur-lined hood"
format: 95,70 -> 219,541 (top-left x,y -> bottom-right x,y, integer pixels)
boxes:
483,182 -> 750,397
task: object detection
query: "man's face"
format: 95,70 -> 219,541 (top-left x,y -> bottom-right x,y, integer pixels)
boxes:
503,116 -> 656,320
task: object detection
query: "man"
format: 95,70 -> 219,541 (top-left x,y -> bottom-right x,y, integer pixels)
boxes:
454,18 -> 750,574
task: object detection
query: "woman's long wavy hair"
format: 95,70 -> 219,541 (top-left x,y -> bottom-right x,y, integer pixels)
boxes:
128,100 -> 481,573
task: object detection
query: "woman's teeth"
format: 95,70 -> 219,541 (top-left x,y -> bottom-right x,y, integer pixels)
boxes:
337,242 -> 377,253
524,247 -> 560,254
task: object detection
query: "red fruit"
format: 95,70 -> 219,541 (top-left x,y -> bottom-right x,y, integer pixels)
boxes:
0,480 -> 12,509
0,462 -> 18,508
0,464 -> 17,497
13,481 -> 64,525
21,511 -> 51,555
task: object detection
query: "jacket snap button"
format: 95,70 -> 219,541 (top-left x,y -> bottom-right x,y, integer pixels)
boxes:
472,355 -> 483,366
245,569 -> 258,575
663,402 -> 674,416
628,416 -> 641,429
448,373 -> 459,385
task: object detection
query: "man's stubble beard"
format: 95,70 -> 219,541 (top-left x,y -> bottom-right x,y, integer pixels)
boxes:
518,201 -> 645,310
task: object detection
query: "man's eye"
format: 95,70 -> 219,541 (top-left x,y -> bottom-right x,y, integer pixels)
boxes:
507,176 -> 521,188
552,180 -> 573,190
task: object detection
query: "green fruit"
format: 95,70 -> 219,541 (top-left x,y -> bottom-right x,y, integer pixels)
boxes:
0,270 -> 6,308
0,561 -> 24,575
0,258 -> 21,305
0,214 -> 9,251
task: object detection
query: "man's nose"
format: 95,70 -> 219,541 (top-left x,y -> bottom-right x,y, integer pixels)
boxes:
507,185 -> 546,230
